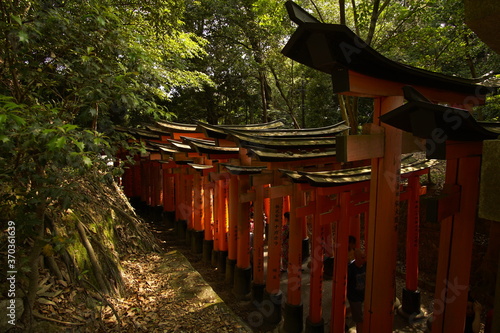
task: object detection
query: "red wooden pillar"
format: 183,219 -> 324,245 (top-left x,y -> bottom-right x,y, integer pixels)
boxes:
147,160 -> 154,206
234,175 -> 252,299
151,161 -> 161,207
323,220 -> 335,280
226,174 -> 239,284
212,178 -> 220,266
214,177 -> 229,272
185,172 -> 194,232
122,161 -> 134,198
330,191 -> 351,333
140,160 -> 149,203
306,189 -> 325,331
174,172 -> 182,220
191,171 -> 204,253
264,193 -> 284,325
132,156 -> 142,198
349,215 -> 361,248
364,96 -> 403,332
162,168 -> 175,213
202,176 -> 214,263
402,174 -> 422,316
252,184 -> 266,302
432,155 -> 481,333
283,183 -> 304,332
187,172 -> 194,230
264,191 -> 270,242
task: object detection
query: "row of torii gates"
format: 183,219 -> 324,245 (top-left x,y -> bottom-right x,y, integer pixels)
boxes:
117,2 -> 500,332
119,118 -> 436,333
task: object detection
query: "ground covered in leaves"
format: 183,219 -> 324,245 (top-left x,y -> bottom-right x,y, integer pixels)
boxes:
23,248 -> 252,332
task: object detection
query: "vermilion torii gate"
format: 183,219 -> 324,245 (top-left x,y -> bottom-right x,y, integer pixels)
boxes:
282,1 -> 498,332
116,2 -> 500,331
118,119 -> 437,332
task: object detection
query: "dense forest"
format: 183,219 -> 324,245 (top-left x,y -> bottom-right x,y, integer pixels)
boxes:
1,0 -> 499,331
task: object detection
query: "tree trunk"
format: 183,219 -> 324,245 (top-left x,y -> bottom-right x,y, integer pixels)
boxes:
21,204 -> 46,332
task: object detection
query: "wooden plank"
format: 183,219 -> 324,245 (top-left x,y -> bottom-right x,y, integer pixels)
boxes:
335,134 -> 384,162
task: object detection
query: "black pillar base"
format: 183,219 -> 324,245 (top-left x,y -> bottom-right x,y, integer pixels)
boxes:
186,228 -> 193,247
305,317 -> 324,333
252,283 -> 266,304
302,238 -> 310,263
283,302 -> 304,333
233,266 -> 252,300
400,288 -> 425,320
323,257 -> 334,280
217,251 -> 228,274
163,211 -> 175,228
176,220 -> 187,241
211,249 -> 219,267
263,290 -> 282,325
191,230 -> 204,254
203,239 -> 213,263
225,258 -> 237,284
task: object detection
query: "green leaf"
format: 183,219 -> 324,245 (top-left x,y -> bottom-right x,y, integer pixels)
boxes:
11,15 -> 22,26
82,156 -> 92,167
18,31 -> 29,43
47,136 -> 67,150
74,141 -> 85,151
10,114 -> 26,126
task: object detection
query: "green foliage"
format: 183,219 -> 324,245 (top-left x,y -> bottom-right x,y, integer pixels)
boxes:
0,0 -> 211,127
0,96 -> 116,233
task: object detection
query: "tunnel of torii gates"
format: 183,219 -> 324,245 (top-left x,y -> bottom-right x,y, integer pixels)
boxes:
115,3 -> 500,333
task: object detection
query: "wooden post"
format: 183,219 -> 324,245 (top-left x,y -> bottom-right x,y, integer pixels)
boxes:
132,155 -> 142,198
323,222 -> 334,280
306,189 -> 325,331
330,191 -> 351,333
234,174 -> 252,299
151,161 -> 161,207
364,96 -> 403,332
432,155 -> 481,333
402,174 -> 422,315
141,160 -> 149,204
252,184 -> 266,302
215,177 -> 229,273
226,174 -> 239,284
349,215 -> 361,249
202,175 -> 213,263
162,169 -> 175,213
283,183 -> 304,332
264,193 -> 283,324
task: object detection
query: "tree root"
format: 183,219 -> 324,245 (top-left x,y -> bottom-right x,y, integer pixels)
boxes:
33,311 -> 84,326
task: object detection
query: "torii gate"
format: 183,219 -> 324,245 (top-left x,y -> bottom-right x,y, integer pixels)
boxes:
282,1 -> 492,332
